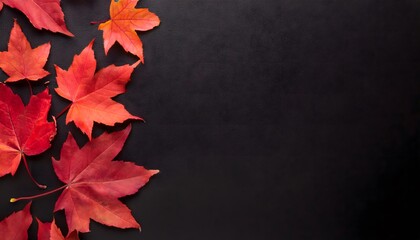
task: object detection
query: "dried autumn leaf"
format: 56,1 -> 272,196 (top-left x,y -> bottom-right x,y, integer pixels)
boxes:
98,0 -> 160,62
0,0 -> 73,36
0,203 -> 32,240
37,219 -> 79,240
52,125 -> 158,232
0,20 -> 50,83
0,84 -> 56,181
54,40 -> 141,140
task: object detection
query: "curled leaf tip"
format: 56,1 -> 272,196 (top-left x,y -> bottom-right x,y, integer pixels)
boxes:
131,60 -> 141,68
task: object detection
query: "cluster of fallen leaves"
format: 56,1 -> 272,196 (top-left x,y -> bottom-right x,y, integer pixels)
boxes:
0,0 -> 160,239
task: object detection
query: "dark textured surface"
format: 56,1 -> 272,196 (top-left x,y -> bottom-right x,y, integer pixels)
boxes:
0,0 -> 420,239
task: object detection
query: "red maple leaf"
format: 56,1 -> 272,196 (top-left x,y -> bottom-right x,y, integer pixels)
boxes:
0,84 -> 56,187
0,203 -> 32,240
37,219 -> 79,240
49,125 -> 158,232
0,0 -> 73,36
98,0 -> 160,62
0,20 -> 51,83
54,40 -> 141,140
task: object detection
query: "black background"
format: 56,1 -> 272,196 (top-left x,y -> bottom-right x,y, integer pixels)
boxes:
0,0 -> 420,239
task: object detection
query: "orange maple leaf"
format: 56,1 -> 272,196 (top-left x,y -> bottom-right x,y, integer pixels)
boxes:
54,40 -> 141,140
98,0 -> 160,62
0,20 -> 50,82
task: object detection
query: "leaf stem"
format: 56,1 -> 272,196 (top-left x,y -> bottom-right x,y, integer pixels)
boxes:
10,185 -> 67,202
55,104 -> 71,119
90,19 -> 108,25
21,154 -> 47,189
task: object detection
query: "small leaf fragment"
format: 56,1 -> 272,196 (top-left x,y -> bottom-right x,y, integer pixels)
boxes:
0,203 -> 32,240
37,219 -> 79,240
